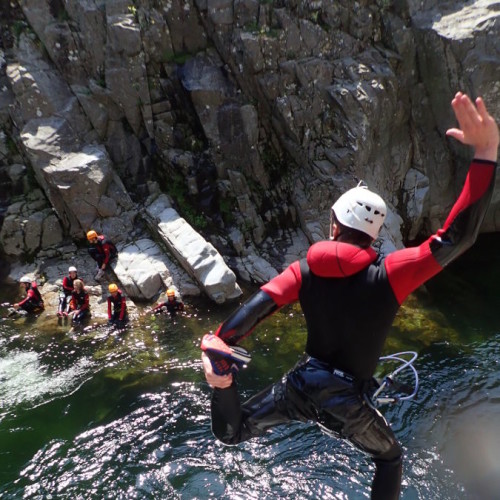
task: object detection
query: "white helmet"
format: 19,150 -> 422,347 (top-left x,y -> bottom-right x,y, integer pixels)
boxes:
331,183 -> 386,240
68,266 -> 77,273
19,276 -> 31,284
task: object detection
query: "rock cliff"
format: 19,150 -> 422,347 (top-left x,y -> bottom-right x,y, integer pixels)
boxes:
0,0 -> 499,306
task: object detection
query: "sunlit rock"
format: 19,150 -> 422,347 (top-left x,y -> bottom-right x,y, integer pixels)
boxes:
145,195 -> 242,303
113,238 -> 199,300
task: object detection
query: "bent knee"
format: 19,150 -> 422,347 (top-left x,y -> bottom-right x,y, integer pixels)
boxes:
375,441 -> 403,465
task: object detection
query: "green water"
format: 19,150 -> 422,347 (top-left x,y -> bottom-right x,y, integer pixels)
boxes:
1,234 -> 500,499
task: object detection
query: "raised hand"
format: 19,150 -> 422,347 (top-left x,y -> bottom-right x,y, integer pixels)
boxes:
446,92 -> 499,162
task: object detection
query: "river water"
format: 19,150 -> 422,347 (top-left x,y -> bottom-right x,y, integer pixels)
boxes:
1,235 -> 499,499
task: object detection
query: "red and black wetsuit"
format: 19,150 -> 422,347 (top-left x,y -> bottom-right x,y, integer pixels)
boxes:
108,290 -> 128,324
58,275 -> 81,314
62,275 -> 77,295
153,299 -> 184,315
69,289 -> 90,323
209,158 -> 496,500
88,235 -> 117,268
16,282 -> 44,313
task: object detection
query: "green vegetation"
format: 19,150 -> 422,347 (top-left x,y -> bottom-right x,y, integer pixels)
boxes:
12,21 -> 27,40
188,137 -> 204,153
96,76 -> 106,88
377,0 -> 393,11
56,8 -> 70,22
166,172 -> 208,230
261,145 -> 287,185
5,134 -> 19,157
162,51 -> 193,65
219,195 -> 236,225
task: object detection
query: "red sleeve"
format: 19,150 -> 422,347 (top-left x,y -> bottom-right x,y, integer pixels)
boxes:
62,277 -> 73,293
442,160 -> 494,231
385,159 -> 495,304
103,244 -> 111,265
16,289 -> 36,307
80,294 -> 89,311
384,240 -> 442,304
107,297 -> 112,319
261,260 -> 302,306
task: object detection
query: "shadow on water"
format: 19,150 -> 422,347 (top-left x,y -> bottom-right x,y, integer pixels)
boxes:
1,233 -> 500,498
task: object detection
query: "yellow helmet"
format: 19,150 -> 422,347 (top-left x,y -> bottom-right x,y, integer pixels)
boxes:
108,283 -> 118,293
166,288 -> 176,297
87,230 -> 98,241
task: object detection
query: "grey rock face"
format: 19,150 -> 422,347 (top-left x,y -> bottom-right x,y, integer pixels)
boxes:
1,0 -> 499,307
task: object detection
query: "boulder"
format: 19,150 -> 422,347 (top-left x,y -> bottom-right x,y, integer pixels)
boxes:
145,195 -> 242,303
113,238 -> 199,300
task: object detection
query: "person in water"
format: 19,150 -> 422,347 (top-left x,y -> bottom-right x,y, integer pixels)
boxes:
86,230 -> 118,280
152,288 -> 184,316
200,92 -> 499,500
68,279 -> 90,324
107,283 -> 128,327
11,276 -> 44,314
57,266 -> 80,317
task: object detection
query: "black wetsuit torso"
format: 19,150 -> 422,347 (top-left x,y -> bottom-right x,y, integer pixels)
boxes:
299,256 -> 398,380
108,290 -> 127,322
89,235 -> 117,267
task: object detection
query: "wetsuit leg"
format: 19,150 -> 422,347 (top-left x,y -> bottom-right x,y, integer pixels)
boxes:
288,358 -> 402,500
88,248 -> 104,267
211,360 -> 402,499
211,377 -> 299,445
318,392 -> 402,500
343,407 -> 402,500
58,294 -> 67,314
73,310 -> 89,324
110,312 -> 127,328
20,302 -> 37,313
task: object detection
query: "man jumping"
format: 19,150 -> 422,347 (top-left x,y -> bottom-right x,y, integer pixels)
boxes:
201,92 -> 498,499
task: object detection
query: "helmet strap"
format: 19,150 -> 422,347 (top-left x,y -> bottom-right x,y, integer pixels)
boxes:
329,210 -> 340,240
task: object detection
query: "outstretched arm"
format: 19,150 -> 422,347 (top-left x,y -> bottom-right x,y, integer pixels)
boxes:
386,93 -> 498,304
215,260 -> 302,344
201,261 -> 302,388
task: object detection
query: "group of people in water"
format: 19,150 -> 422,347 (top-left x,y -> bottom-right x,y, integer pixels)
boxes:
5,229 -> 184,327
